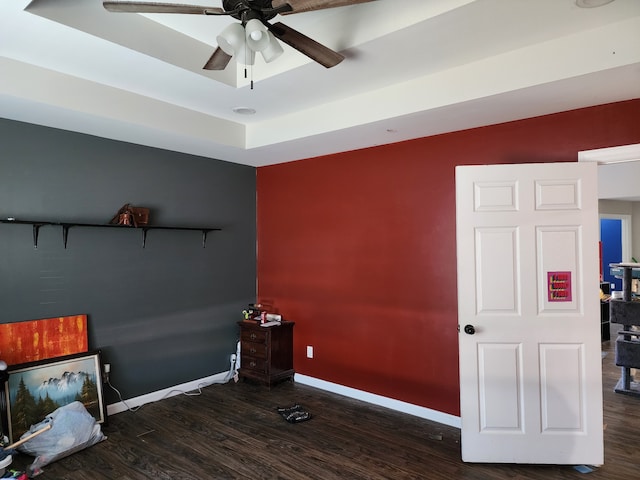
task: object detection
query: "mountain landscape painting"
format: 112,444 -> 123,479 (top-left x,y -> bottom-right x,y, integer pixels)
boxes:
5,351 -> 105,442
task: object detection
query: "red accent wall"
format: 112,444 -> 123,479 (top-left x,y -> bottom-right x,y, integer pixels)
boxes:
256,99 -> 640,416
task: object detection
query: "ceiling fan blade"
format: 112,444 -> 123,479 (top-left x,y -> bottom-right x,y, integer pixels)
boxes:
203,48 -> 232,70
271,0 -> 375,15
103,2 -> 224,15
269,22 -> 343,68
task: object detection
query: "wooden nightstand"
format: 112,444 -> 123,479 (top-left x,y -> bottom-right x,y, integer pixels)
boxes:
237,320 -> 295,387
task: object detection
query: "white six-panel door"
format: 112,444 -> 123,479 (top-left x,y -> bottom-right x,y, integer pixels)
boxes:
456,162 -> 603,464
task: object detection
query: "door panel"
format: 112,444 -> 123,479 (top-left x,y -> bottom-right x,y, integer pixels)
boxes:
535,178 -> 581,210
537,227 -> 580,313
478,343 -> 523,432
539,343 -> 585,432
476,227 -> 520,314
456,162 -> 603,465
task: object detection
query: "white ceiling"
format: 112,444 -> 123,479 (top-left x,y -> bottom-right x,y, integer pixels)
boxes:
1,0 -> 639,167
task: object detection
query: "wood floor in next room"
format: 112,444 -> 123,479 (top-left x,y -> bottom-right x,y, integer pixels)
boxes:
9,339 -> 640,479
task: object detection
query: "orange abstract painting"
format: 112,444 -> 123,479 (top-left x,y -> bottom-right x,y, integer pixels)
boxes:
0,315 -> 88,366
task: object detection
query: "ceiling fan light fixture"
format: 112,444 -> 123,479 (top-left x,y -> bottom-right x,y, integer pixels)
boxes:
245,19 -> 270,52
216,23 -> 246,56
260,32 -> 284,63
217,22 -> 255,65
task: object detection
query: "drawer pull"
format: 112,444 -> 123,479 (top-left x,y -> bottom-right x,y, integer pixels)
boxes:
250,333 -> 257,340
250,348 -> 256,354
250,361 -> 256,368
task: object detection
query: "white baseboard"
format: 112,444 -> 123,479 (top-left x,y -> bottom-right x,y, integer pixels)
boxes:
107,371 -> 462,430
295,374 -> 462,429
106,371 -> 230,416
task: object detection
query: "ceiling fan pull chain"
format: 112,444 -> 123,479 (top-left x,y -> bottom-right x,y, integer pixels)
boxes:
244,38 -> 249,79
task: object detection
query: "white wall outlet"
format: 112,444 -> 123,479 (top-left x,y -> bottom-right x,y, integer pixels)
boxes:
103,363 -> 111,383
306,345 -> 314,359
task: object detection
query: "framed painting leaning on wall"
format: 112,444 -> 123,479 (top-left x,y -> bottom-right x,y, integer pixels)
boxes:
3,350 -> 106,443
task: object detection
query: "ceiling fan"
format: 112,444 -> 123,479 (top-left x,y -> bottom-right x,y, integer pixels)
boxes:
103,0 -> 375,70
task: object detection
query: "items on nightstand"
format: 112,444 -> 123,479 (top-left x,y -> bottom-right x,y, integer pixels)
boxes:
242,303 -> 268,322
241,303 -> 281,324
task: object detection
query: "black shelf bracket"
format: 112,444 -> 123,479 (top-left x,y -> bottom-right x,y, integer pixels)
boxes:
32,223 -> 45,249
139,227 -> 217,248
62,223 -> 71,249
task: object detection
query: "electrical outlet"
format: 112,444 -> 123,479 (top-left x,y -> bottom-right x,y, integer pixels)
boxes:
103,363 -> 111,383
306,346 -> 313,359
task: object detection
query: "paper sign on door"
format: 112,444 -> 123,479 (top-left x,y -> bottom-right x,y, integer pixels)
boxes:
548,271 -> 572,302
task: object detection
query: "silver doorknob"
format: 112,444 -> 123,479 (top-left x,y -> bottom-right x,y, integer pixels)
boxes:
464,324 -> 476,335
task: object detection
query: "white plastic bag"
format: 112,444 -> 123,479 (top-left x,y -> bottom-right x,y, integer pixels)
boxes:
17,401 -> 106,476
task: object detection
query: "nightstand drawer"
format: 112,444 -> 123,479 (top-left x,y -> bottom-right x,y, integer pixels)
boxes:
241,341 -> 267,359
242,355 -> 267,373
241,328 -> 268,344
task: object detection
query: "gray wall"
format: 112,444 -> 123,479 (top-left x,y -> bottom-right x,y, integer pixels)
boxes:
0,118 -> 256,403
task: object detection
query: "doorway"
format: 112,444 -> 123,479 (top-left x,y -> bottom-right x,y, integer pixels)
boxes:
599,214 -> 632,293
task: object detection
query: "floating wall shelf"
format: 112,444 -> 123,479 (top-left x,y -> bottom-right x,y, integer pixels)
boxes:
0,219 -> 221,248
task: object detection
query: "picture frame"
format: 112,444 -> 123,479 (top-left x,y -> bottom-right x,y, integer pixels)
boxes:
2,350 -> 106,443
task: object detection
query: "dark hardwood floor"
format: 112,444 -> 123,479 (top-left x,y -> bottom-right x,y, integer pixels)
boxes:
8,339 -> 639,479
